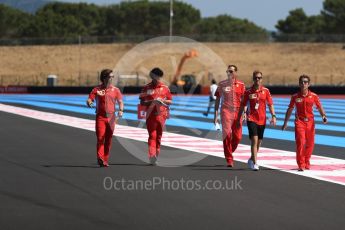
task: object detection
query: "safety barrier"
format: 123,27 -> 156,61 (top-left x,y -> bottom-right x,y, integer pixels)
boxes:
0,85 -> 344,95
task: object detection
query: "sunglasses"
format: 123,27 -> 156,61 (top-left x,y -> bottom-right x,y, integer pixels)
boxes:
300,80 -> 309,84
253,77 -> 262,80
226,70 -> 234,74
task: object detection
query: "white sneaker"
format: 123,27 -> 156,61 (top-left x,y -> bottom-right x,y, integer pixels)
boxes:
149,156 -> 157,166
247,159 -> 254,170
253,164 -> 260,171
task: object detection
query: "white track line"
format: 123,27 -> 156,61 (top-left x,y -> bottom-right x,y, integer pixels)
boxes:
1,103 -> 345,187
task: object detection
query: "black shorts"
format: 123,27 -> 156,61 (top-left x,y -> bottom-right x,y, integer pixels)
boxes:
247,121 -> 266,139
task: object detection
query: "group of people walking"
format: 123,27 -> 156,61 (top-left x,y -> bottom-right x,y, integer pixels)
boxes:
86,65 -> 327,171
209,65 -> 327,171
213,65 -> 277,170
86,67 -> 172,167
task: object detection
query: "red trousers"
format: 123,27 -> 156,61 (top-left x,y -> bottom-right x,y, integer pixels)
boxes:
221,109 -> 243,164
96,114 -> 116,163
146,114 -> 167,157
295,119 -> 315,169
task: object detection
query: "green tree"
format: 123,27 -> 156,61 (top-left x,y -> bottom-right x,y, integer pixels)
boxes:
99,0 -> 200,37
1,0 -> 271,41
196,15 -> 266,34
172,1 -> 200,34
194,14 -> 267,41
0,4 -> 30,38
322,0 -> 345,33
275,8 -> 324,34
0,0 -> 49,14
20,2 -> 102,37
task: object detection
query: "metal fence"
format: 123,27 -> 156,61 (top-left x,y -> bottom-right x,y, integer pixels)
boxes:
0,73 -> 100,87
0,72 -> 151,87
1,73 -> 343,87
1,33 -> 345,46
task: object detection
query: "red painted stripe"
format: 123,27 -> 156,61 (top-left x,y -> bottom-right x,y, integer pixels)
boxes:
257,156 -> 296,160
320,176 -> 345,183
305,164 -> 345,171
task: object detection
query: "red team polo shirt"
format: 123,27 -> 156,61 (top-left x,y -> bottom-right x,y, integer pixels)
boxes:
88,85 -> 123,116
242,86 -> 273,125
215,79 -> 246,111
288,90 -> 321,120
139,81 -> 172,117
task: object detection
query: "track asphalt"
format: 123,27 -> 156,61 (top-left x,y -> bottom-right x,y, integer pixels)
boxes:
1,108 -> 345,230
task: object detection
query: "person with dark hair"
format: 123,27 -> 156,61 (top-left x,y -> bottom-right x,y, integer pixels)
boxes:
203,79 -> 217,117
282,75 -> 327,171
139,67 -> 172,165
214,64 -> 246,167
237,70 -> 276,171
86,69 -> 124,167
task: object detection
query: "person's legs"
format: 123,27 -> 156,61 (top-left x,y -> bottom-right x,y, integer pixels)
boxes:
231,112 -> 243,153
250,136 -> 259,164
255,124 -> 265,163
155,116 -> 167,156
206,104 -> 211,114
203,97 -> 214,116
295,120 -> 306,170
96,116 -> 106,163
103,115 -> 116,164
146,115 -> 158,158
221,111 -> 234,166
247,121 -> 261,170
257,139 -> 263,154
304,120 -> 315,169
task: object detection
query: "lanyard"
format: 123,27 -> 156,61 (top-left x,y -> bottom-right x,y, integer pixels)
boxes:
254,86 -> 262,102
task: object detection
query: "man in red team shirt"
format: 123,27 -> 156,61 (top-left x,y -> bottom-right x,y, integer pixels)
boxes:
86,69 -> 124,167
139,68 -> 172,166
237,70 -> 276,171
282,75 -> 327,171
214,65 -> 246,167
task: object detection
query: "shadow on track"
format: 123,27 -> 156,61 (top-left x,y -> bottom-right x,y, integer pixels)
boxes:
42,164 -> 100,168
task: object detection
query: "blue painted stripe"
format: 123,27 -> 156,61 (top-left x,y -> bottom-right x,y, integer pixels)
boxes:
3,95 -> 345,114
2,95 -> 345,120
1,97 -> 345,148
2,97 -> 344,130
2,95 -> 345,122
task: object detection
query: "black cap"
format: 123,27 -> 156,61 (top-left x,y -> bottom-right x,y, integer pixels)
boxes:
150,67 -> 163,78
